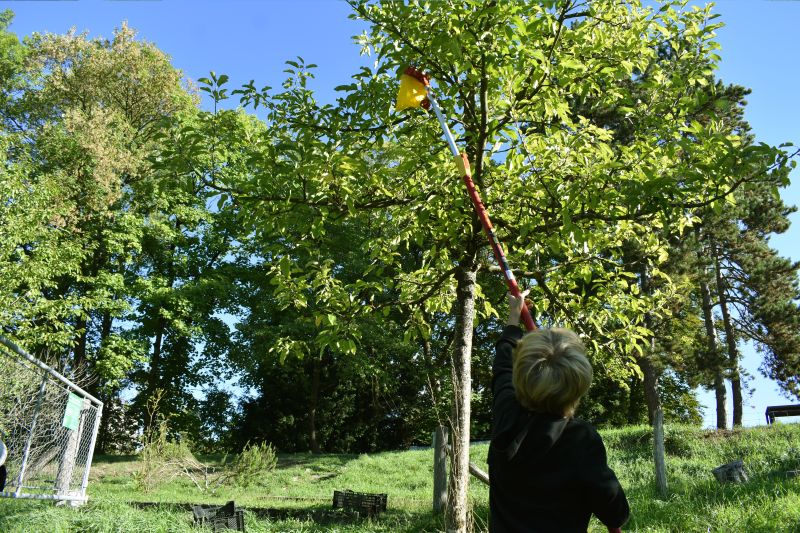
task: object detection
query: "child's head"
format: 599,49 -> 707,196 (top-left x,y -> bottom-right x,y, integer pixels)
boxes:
512,328 -> 593,417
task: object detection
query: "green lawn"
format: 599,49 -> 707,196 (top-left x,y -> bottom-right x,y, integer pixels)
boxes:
1,423 -> 798,532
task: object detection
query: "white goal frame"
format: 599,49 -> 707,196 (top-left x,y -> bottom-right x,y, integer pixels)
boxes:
0,336 -> 103,504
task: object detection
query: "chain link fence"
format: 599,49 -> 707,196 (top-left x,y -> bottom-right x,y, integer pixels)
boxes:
0,336 -> 103,504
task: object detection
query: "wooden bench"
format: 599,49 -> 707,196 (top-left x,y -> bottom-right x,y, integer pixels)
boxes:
765,404 -> 800,425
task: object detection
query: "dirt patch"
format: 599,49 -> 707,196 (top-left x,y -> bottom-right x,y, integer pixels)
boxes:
701,429 -> 741,441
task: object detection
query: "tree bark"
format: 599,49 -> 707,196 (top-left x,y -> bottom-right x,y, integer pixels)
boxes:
308,355 -> 322,453
446,265 -> 477,533
626,374 -> 642,424
95,311 -> 114,454
640,355 -> 660,425
72,315 -> 88,368
651,408 -> 668,498
145,226 -> 178,431
148,316 -> 166,392
72,246 -> 105,368
713,374 -> 728,430
100,311 -> 113,343
640,355 -> 668,498
143,314 -> 166,434
699,277 -> 727,429
433,425 -> 449,513
640,264 -> 667,498
713,252 -> 743,426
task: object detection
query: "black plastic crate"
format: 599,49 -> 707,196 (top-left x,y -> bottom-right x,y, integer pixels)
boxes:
192,500 -> 245,532
332,490 -> 387,517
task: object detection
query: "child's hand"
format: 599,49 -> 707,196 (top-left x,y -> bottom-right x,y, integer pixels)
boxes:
507,290 -> 530,327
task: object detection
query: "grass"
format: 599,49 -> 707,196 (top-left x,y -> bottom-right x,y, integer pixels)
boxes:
0,423 -> 798,532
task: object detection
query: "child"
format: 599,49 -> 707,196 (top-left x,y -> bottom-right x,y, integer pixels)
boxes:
488,292 -> 629,532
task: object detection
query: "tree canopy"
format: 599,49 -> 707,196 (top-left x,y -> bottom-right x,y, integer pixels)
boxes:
0,0 -> 797,478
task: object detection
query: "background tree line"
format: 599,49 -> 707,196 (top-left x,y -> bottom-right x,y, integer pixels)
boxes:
1,0 -> 798,470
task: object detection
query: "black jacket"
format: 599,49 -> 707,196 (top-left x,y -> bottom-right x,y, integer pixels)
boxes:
488,325 -> 630,532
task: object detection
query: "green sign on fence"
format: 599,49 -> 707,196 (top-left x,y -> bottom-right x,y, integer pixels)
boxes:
62,393 -> 83,431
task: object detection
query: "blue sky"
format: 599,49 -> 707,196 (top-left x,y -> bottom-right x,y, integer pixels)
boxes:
2,0 -> 798,428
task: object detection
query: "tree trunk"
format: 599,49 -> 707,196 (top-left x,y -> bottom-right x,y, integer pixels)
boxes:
95,311 -> 114,454
713,374 -> 727,430
143,315 -> 166,434
72,247 -> 105,368
699,277 -> 727,429
446,265 -> 477,533
626,374 -> 643,424
713,252 -> 743,426
651,408 -> 668,498
100,311 -> 113,343
640,355 -> 668,498
308,356 -> 322,453
640,355 -> 660,425
72,315 -> 88,368
144,219 -> 180,430
640,264 -> 667,498
148,316 -> 166,391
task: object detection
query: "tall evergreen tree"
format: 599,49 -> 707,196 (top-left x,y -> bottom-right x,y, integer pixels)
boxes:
691,81 -> 800,424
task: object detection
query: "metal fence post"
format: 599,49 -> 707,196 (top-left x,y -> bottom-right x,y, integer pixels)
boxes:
653,408 -> 668,498
433,425 -> 449,513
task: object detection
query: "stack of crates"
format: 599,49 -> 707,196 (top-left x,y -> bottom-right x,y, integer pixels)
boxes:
192,500 -> 245,532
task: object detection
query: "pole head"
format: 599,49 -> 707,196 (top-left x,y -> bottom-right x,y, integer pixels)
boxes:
396,66 -> 430,111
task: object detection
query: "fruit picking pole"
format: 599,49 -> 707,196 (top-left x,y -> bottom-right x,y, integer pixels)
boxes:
425,91 -> 537,332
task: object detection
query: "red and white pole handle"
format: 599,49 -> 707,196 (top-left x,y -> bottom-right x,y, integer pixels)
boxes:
427,92 -> 536,331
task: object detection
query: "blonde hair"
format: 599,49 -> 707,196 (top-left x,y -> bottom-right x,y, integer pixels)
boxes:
512,328 -> 593,417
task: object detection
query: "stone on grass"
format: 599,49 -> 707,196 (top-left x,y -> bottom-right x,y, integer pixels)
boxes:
712,459 -> 748,484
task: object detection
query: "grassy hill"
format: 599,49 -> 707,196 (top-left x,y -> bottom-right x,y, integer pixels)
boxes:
0,423 -> 798,532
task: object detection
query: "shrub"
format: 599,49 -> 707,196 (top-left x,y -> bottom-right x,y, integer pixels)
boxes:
664,427 -> 694,458
133,420 -> 199,493
133,390 -> 204,493
133,390 -> 278,493
228,441 -> 278,488
133,428 -> 278,493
